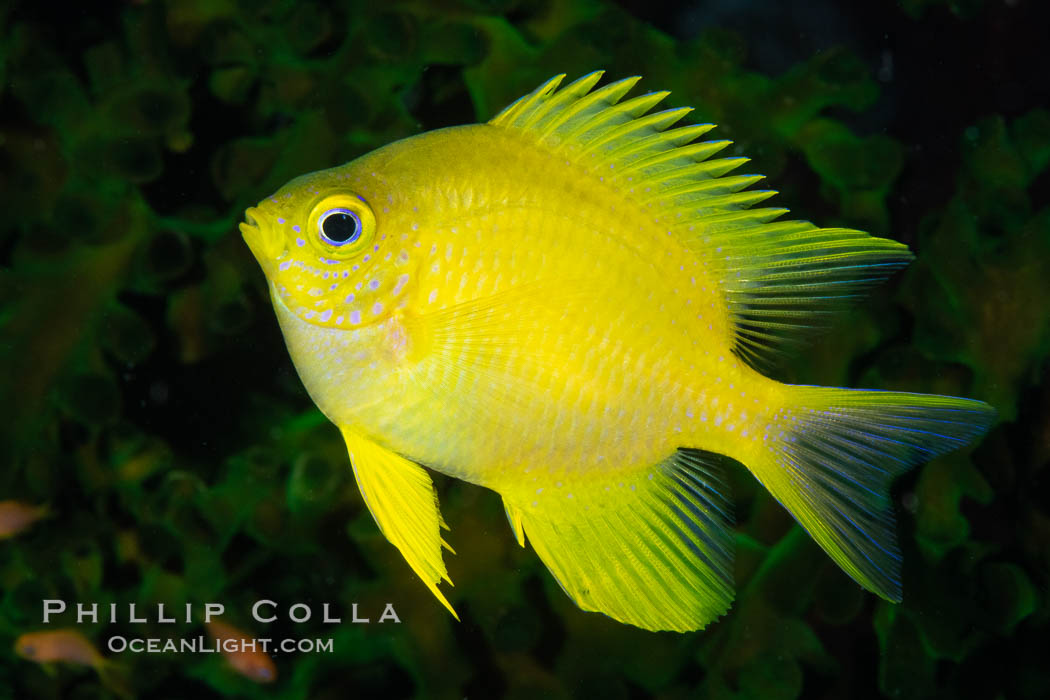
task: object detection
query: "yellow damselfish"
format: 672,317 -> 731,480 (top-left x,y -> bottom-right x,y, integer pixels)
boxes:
240,72 -> 994,632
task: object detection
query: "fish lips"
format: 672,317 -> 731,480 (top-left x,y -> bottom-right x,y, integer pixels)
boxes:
239,207 -> 284,271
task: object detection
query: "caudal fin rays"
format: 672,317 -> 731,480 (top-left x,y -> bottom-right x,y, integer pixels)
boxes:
750,387 -> 995,600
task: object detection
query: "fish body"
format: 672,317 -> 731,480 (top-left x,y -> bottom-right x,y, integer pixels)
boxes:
268,124 -> 764,486
0,500 -> 49,539
15,629 -> 105,667
15,628 -> 130,697
206,620 -> 277,683
242,72 -> 995,631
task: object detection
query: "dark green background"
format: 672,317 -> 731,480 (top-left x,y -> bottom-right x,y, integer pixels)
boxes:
1,0 -> 1048,698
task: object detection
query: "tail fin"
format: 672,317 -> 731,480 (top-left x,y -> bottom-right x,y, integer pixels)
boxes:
750,386 -> 995,601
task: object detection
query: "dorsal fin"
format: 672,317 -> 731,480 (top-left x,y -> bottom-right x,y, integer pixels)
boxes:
489,73 -> 913,369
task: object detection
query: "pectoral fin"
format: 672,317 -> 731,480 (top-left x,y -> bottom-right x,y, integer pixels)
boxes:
408,279 -> 597,431
341,429 -> 457,619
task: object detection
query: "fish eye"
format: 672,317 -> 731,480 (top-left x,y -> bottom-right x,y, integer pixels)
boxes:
307,193 -> 375,257
319,209 -> 362,246
20,644 -> 35,658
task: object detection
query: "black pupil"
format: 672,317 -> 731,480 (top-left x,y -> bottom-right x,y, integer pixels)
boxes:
322,212 -> 359,244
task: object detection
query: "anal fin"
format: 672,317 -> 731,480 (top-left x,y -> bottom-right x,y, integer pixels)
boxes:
341,429 -> 457,618
505,449 -> 735,632
504,501 -> 525,547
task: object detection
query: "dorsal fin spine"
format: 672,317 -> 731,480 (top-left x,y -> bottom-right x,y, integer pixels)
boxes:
692,208 -> 791,231
522,71 -> 605,132
568,93 -> 674,155
533,73 -> 638,140
688,189 -> 778,216
643,124 -> 718,151
598,129 -> 719,180
615,131 -> 726,175
589,107 -> 697,162
642,174 -> 766,204
490,74 -> 566,127
548,77 -> 642,143
635,157 -> 751,186
659,139 -> 733,164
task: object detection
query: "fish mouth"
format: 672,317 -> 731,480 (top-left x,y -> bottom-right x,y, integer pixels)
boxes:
239,207 -> 283,270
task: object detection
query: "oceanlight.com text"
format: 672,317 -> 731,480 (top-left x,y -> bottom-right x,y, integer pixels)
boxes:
107,635 -> 335,654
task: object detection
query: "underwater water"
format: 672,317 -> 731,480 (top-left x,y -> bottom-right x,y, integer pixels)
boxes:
1,0 -> 1049,698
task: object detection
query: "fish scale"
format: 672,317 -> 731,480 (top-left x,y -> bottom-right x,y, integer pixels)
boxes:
241,71 -> 995,632
390,143 -> 717,477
